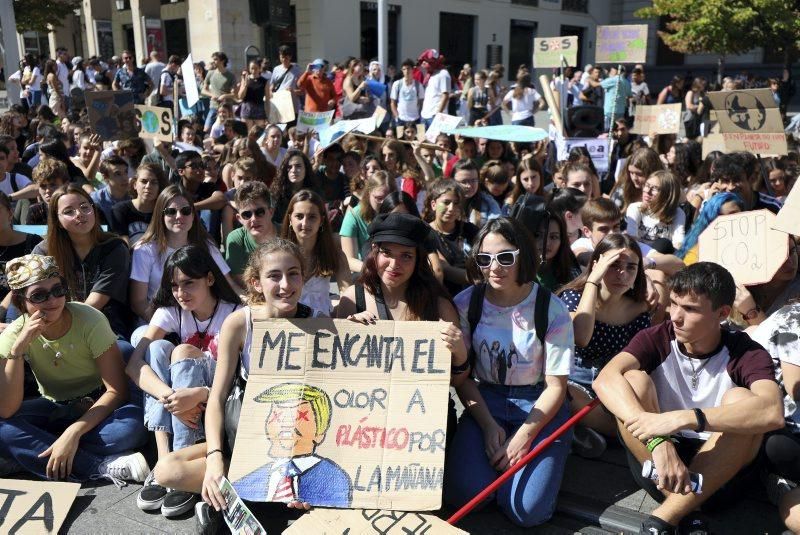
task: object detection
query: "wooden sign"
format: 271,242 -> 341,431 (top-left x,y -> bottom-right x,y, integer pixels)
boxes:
698,210 -> 789,285
595,24 -> 648,64
282,509 -> 468,535
268,90 -> 296,124
134,104 -> 174,141
630,103 -> 681,135
228,315 -> 451,510
533,36 -> 579,69
773,182 -> 800,235
84,90 -> 137,140
0,479 -> 80,534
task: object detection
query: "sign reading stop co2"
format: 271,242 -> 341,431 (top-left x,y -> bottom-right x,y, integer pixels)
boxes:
134,104 -> 174,142
533,36 -> 578,69
699,209 -> 789,285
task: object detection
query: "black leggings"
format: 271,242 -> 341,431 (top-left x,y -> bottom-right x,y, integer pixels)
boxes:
765,429 -> 800,480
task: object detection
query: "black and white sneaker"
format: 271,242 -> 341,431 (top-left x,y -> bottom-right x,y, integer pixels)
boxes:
161,489 -> 197,518
195,501 -> 224,535
137,471 -> 168,511
640,514 -> 677,535
679,512 -> 711,535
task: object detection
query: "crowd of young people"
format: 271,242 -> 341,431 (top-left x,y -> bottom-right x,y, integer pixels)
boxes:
0,44 -> 799,535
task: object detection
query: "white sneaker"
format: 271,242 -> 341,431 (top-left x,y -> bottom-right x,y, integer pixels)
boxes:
95,452 -> 150,488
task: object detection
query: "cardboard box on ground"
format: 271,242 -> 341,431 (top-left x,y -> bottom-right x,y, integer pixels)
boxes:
0,479 -> 80,535
227,313 -> 451,510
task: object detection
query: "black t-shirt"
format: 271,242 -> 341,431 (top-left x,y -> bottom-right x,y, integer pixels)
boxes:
111,200 -> 153,246
0,233 -> 43,300
430,221 -> 479,296
172,179 -> 217,203
315,170 -> 350,204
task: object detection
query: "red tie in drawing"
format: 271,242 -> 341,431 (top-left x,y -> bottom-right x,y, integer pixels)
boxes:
273,462 -> 298,501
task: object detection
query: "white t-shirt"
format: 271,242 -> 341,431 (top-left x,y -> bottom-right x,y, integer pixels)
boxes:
0,172 -> 31,197
503,87 -> 541,121
131,240 -> 231,301
421,69 -> 452,120
145,61 -> 166,88
159,70 -> 175,103
390,78 -> 424,121
23,66 -> 42,91
71,70 -> 86,91
625,202 -> 686,250
150,301 -> 240,360
56,60 -> 70,93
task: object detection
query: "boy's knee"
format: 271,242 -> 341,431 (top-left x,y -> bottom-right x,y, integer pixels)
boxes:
170,344 -> 203,363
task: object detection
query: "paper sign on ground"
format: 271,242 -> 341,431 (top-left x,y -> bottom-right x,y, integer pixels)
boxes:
269,90 -> 296,124
0,479 -> 80,534
630,103 -> 681,135
84,91 -> 137,140
134,104 -> 174,142
218,477 -> 266,535
595,24 -> 648,64
555,136 -> 609,173
702,133 -> 727,158
533,36 -> 579,69
181,53 -> 199,108
698,210 -> 789,285
773,182 -> 800,235
228,315 -> 451,510
296,110 -> 335,134
282,508 -> 468,535
424,113 -> 464,142
707,89 -> 783,134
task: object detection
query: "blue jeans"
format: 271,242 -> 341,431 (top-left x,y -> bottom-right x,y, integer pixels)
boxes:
444,382 -> 572,527
27,90 -> 41,109
143,340 -> 216,450
204,107 -> 219,131
0,397 -> 147,482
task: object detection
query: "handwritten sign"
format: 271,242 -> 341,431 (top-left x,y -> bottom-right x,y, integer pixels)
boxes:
533,36 -> 579,69
228,314 -> 451,510
282,508 -> 468,535
707,89 -> 782,134
698,210 -> 789,285
424,113 -> 464,142
181,53 -> 199,108
721,132 -> 787,156
630,103 -> 681,135
268,90 -> 296,124
773,182 -> 800,235
134,104 -> 174,142
296,110 -> 335,134
595,24 -> 648,64
84,90 -> 137,140
0,479 -> 80,534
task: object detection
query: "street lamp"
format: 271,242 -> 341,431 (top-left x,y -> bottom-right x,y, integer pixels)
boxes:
115,0 -> 126,10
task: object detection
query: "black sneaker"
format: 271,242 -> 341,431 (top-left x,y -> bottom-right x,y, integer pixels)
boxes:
640,515 -> 677,535
137,471 -> 168,511
161,489 -> 197,518
572,425 -> 607,459
679,512 -> 711,535
195,501 -> 224,535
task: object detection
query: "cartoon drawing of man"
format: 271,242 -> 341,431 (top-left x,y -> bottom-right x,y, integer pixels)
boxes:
233,383 -> 353,507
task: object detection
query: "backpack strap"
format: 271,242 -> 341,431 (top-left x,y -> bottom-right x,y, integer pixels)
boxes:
354,284 -> 366,313
9,173 -> 17,193
465,283 -> 487,369
534,284 -> 551,348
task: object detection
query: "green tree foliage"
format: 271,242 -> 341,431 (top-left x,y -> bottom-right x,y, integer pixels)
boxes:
13,0 -> 81,34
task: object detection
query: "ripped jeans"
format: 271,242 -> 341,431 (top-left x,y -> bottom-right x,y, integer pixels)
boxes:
143,340 -> 216,451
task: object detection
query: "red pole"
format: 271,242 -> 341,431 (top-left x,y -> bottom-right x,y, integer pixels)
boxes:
446,398 -> 601,525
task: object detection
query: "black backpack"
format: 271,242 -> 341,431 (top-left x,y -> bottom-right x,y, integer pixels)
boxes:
466,282 -> 551,370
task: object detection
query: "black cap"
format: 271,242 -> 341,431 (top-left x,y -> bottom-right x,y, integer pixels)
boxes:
368,213 -> 430,247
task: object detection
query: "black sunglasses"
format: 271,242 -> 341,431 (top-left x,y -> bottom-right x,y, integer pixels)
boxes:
239,207 -> 267,220
25,284 -> 68,304
163,206 -> 192,217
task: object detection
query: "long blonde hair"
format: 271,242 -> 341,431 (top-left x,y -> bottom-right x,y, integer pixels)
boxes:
360,170 -> 397,224
243,238 -> 306,306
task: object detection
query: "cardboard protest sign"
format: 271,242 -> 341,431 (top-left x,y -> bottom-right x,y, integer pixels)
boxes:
707,89 -> 786,154
721,132 -> 787,156
773,182 -> 800,235
630,103 -> 681,135
701,133 -> 727,158
181,53 -> 199,108
698,210 -> 789,285
218,477 -> 266,535
84,90 -> 137,140
556,137 -> 609,173
424,113 -> 464,142
533,36 -> 579,69
296,110 -> 335,134
269,90 -> 296,124
228,315 -> 451,510
0,479 -> 80,534
316,120 -> 362,152
282,508 -> 468,535
595,24 -> 648,64
134,104 -> 174,142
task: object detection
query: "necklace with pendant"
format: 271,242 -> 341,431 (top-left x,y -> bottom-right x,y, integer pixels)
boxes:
687,356 -> 711,390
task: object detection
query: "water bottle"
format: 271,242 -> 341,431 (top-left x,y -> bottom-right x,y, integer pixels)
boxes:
642,460 -> 703,494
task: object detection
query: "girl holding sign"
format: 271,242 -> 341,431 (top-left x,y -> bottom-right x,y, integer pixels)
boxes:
445,217 -> 574,527
146,239 -> 326,528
